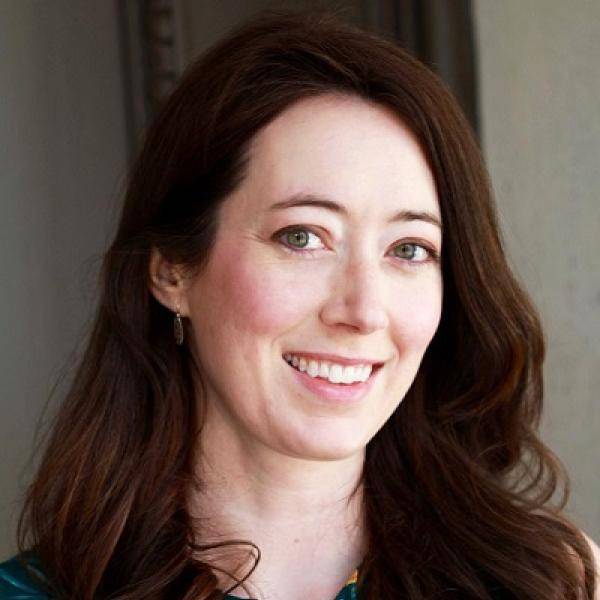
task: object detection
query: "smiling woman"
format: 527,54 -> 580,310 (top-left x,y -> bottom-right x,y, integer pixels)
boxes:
1,8 -> 598,600
148,95 -> 444,479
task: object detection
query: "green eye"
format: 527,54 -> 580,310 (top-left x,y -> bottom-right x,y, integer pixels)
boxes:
285,229 -> 310,248
394,243 -> 417,259
391,242 -> 433,263
275,226 -> 325,257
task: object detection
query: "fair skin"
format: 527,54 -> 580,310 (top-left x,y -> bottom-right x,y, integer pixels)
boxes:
151,94 -> 443,599
149,93 -> 600,599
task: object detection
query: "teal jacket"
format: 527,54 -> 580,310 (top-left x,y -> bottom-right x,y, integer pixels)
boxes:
0,554 -> 359,599
0,554 -> 49,599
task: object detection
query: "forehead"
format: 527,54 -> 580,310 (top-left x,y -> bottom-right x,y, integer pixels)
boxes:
236,94 -> 440,222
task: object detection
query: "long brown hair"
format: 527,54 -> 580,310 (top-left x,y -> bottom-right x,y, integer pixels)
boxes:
16,8 -> 595,599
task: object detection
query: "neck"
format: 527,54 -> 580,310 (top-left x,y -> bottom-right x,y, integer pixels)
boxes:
187,401 -> 367,597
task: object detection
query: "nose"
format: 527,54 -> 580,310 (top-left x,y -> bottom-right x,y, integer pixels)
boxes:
319,255 -> 389,334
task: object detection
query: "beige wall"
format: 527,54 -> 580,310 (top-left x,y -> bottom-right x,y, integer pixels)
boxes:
474,1 -> 600,538
0,1 -> 127,559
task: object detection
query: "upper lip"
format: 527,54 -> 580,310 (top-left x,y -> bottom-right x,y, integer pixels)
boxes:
283,351 -> 386,366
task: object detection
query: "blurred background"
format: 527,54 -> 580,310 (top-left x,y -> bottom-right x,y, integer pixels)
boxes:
0,0 -> 598,559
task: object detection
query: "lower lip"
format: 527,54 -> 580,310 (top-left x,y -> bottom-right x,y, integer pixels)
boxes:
286,360 -> 380,403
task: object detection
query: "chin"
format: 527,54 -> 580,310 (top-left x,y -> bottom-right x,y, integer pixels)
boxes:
287,433 -> 366,462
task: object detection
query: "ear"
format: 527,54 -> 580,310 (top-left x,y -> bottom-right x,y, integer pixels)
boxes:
148,247 -> 191,316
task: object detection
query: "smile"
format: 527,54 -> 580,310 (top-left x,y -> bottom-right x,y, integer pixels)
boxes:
284,353 -> 375,384
282,352 -> 384,403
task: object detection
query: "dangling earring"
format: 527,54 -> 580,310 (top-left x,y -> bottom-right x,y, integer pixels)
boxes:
174,305 -> 184,345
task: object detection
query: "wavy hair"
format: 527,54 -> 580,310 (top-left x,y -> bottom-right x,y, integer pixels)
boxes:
16,8 -> 595,599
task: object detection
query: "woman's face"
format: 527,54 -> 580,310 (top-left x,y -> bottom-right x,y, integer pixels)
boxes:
183,94 -> 443,461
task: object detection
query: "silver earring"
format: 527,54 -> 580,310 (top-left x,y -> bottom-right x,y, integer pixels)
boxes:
174,307 -> 184,345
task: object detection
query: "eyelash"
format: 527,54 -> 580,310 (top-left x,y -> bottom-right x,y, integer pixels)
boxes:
274,225 -> 440,267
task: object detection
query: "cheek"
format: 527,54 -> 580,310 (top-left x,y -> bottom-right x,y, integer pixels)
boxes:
209,247 -> 318,336
394,276 -> 443,349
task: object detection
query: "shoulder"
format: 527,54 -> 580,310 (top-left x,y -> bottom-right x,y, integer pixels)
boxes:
540,514 -> 600,598
581,531 -> 600,599
0,553 -> 50,599
582,531 -> 600,567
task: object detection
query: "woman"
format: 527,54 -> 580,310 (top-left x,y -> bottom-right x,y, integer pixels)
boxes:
0,8 -> 597,600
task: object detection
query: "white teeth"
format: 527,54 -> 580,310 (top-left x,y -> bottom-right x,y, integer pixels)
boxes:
318,362 -> 330,378
307,360 -> 319,378
284,353 -> 376,384
360,364 -> 373,382
341,365 -> 355,384
328,364 -> 343,383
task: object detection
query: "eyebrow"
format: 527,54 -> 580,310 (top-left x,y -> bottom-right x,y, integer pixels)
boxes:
268,193 -> 443,231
